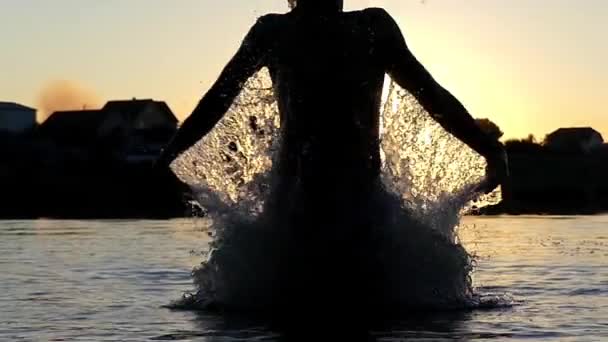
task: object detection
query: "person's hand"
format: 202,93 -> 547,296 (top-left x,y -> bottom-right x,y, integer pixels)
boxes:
151,148 -> 179,184
150,150 -> 192,198
152,148 -> 175,173
477,148 -> 509,194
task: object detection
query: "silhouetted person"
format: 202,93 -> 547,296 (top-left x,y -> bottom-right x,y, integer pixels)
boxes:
156,0 -> 506,191
156,0 -> 508,323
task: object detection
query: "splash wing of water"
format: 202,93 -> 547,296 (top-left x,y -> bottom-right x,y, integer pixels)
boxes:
169,69 -> 505,313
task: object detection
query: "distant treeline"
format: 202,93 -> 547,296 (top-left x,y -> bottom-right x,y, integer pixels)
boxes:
0,130 -> 194,219
2,118 -> 608,218
474,120 -> 608,215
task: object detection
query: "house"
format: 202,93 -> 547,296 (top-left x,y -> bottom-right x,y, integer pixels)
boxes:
101,99 -> 178,162
0,102 -> 37,134
544,127 -> 604,153
102,99 -> 177,131
39,99 -> 178,162
38,110 -> 110,147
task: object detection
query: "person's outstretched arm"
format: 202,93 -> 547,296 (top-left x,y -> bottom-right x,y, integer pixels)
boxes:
156,16 -> 274,168
370,8 -> 507,191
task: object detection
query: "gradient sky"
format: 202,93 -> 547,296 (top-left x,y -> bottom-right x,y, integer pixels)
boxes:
1,0 -> 606,140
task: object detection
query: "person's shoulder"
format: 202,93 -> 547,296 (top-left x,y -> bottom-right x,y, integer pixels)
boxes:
361,7 -> 390,16
360,7 -> 396,23
247,13 -> 286,38
358,7 -> 403,36
345,7 -> 396,27
254,12 -> 287,27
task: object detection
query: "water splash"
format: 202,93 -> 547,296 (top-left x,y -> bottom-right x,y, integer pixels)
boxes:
169,68 -> 508,313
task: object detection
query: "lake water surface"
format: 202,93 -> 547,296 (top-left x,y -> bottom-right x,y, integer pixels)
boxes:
0,216 -> 606,341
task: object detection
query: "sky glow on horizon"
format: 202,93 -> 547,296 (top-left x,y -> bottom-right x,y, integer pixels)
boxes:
1,0 -> 606,140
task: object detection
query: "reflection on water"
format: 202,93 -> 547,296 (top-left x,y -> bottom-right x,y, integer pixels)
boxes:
0,217 -> 606,341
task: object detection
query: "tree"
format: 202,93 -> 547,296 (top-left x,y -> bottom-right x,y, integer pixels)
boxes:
524,134 -> 536,143
475,118 -> 504,140
504,134 -> 544,154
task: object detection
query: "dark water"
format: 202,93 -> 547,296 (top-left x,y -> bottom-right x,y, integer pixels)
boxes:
0,216 -> 606,341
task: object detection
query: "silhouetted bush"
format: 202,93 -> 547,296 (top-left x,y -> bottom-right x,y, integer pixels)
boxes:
505,135 -> 544,154
475,118 -> 504,140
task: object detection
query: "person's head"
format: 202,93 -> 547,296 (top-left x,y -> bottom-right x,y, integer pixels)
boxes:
288,0 -> 344,13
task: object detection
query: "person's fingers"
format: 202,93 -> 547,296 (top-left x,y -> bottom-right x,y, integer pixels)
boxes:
478,167 -> 501,194
475,177 -> 495,195
485,180 -> 499,194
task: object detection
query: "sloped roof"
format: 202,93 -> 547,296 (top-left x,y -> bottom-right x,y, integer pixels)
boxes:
38,99 -> 177,147
103,99 -> 154,116
0,102 -> 36,112
102,99 -> 177,124
40,110 -> 106,134
546,127 -> 603,142
38,110 -> 107,145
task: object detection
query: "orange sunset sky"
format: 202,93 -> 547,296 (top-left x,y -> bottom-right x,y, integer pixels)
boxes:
1,0 -> 606,140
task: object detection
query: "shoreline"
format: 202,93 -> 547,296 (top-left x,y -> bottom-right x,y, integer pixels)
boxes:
3,134 -> 608,220
3,200 -> 608,221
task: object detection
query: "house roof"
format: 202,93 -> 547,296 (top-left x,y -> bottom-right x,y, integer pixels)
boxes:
41,99 -> 177,132
546,127 -> 603,142
38,110 -> 107,144
40,110 -> 105,133
38,99 -> 178,147
102,99 -> 177,124
0,102 -> 36,112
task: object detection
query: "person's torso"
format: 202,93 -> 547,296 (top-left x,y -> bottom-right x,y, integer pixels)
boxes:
263,11 -> 386,183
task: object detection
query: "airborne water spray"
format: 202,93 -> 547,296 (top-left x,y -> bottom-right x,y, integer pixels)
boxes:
169,68 -> 504,312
